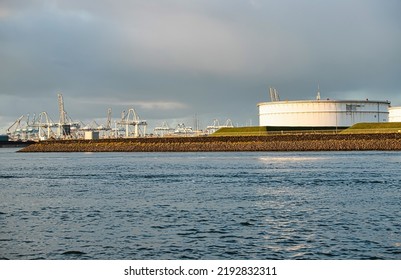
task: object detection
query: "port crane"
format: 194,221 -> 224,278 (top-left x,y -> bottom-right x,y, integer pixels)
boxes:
6,115 -> 25,140
34,112 -> 56,140
6,114 -> 41,141
117,108 -> 147,138
57,93 -> 80,138
6,94 -> 150,140
206,119 -> 234,134
174,123 -> 194,135
154,121 -> 175,136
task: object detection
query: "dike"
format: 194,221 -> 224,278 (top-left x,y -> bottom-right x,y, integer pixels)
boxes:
17,133 -> 401,152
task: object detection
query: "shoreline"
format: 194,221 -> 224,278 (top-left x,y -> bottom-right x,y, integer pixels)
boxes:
0,141 -> 35,149
18,133 -> 401,152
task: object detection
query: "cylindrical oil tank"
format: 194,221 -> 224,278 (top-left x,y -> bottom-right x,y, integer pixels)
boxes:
257,100 -> 390,127
389,107 -> 401,122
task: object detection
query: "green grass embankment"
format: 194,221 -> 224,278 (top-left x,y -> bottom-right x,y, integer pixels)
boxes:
341,122 -> 401,134
212,126 -> 344,136
212,126 -> 270,136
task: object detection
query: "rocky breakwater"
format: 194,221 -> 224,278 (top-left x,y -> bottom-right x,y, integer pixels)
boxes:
18,133 -> 401,152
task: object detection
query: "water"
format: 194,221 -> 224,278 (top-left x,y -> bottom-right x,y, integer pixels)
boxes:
1,148 -> 401,260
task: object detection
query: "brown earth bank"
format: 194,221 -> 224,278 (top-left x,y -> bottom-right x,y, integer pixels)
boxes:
17,134 -> 401,152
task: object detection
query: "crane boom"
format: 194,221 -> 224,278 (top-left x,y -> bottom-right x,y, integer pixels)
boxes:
106,108 -> 112,130
58,93 -> 66,125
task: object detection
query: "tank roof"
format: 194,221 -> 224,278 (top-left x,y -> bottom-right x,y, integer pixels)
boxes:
257,99 -> 391,106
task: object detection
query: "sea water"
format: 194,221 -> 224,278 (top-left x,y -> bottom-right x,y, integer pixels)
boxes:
0,148 -> 401,260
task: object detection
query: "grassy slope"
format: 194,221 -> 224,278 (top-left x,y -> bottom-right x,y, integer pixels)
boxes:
211,126 -> 269,136
212,123 -> 401,136
212,126 -> 342,136
341,122 -> 401,134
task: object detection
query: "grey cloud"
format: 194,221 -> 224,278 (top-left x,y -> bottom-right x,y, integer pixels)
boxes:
1,0 -> 401,132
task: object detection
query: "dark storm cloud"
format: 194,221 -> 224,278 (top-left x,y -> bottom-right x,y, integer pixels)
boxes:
1,0 -> 401,131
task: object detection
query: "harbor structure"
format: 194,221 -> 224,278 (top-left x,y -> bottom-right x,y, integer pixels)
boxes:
5,90 -> 399,141
258,88 -> 390,128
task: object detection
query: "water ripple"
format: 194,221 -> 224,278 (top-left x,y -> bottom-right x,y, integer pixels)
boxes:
1,150 -> 401,259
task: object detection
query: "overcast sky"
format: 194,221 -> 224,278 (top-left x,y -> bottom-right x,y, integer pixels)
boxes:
1,0 -> 400,132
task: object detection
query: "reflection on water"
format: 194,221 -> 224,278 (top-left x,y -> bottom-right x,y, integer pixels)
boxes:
258,156 -> 327,162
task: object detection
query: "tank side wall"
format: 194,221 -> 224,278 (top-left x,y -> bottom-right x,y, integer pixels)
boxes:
258,101 -> 390,127
389,107 -> 401,122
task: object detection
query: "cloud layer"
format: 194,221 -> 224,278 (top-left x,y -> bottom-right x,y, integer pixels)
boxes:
1,0 -> 400,131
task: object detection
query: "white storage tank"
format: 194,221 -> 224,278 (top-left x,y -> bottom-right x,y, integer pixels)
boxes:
389,107 -> 401,122
258,99 -> 390,128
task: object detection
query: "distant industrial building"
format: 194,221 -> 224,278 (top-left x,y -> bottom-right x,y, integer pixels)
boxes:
257,88 -> 391,128
84,131 -> 100,140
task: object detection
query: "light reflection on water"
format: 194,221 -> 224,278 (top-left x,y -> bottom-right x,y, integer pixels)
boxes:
258,156 -> 327,162
0,149 -> 401,259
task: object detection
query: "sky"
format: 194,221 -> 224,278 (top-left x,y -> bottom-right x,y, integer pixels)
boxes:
1,0 -> 401,133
